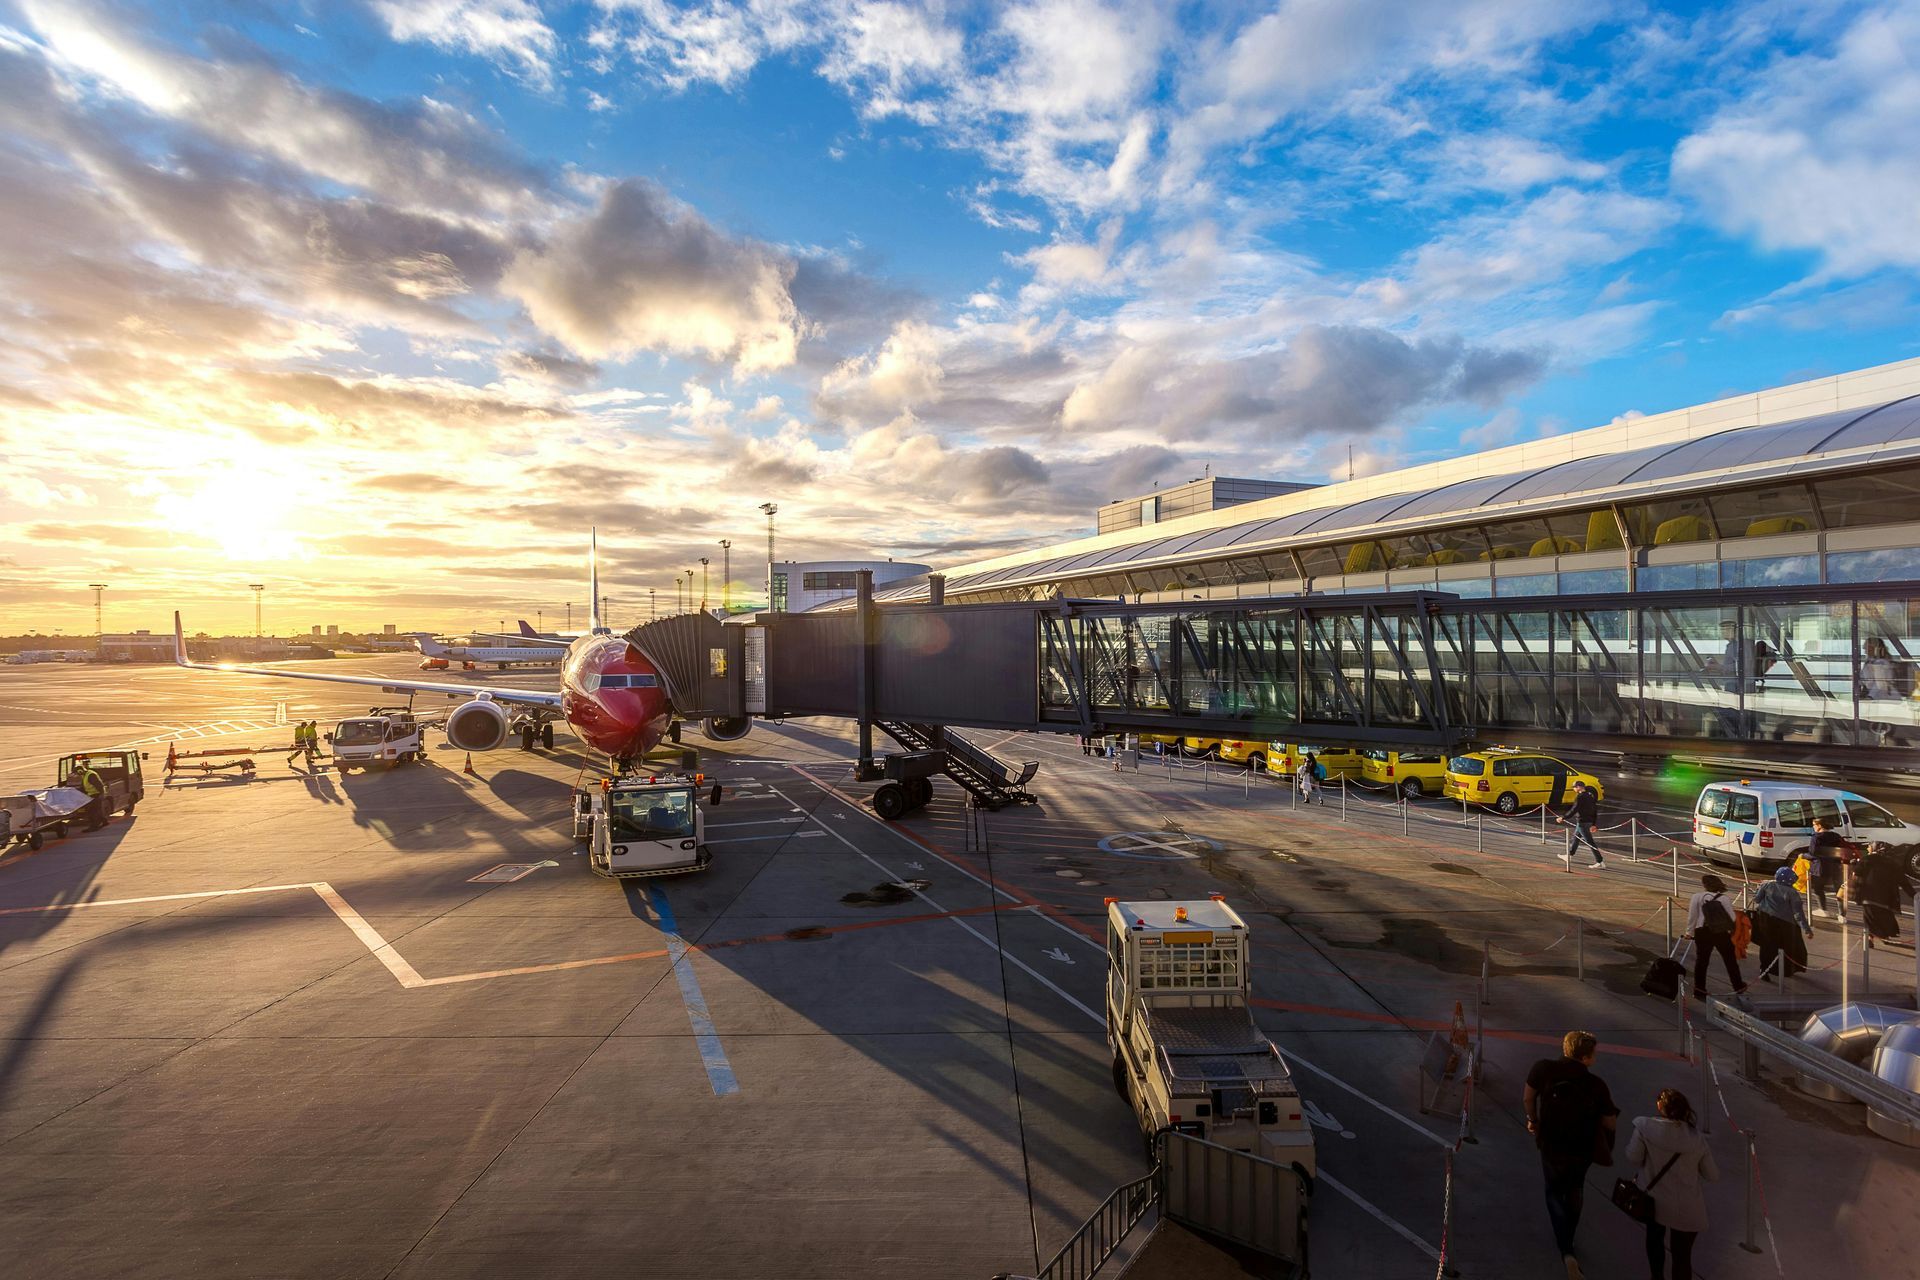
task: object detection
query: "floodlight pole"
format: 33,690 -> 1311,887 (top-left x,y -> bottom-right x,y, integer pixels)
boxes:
88,583 -> 107,652
719,540 -> 732,612
760,503 -> 778,612
699,558 -> 710,612
249,583 -> 265,638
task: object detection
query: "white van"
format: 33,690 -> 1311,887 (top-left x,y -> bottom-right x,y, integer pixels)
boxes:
1692,781 -> 1915,875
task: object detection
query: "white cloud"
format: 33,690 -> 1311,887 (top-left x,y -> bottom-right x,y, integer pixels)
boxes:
1438,134 -> 1607,192
1672,4 -> 1920,278
370,0 -> 560,88
819,319 -> 945,418
747,394 -> 784,420
503,179 -> 801,372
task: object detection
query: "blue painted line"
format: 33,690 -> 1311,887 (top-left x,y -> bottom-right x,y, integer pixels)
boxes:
647,885 -> 740,1096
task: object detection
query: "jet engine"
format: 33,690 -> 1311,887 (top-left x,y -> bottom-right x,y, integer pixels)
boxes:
703,716 -> 752,742
445,697 -> 511,751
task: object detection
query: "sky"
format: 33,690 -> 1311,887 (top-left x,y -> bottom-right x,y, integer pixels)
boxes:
1,0 -> 1917,636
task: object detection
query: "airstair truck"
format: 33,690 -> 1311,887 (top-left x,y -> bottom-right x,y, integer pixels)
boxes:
1105,897 -> 1316,1175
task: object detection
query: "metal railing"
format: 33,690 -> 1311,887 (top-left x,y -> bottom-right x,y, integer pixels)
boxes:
1701,996 -> 1920,1126
1157,1130 -> 1311,1270
1020,1170 -> 1156,1280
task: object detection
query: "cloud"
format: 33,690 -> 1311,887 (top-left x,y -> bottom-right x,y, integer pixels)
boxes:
356,473 -> 488,494
370,0 -> 560,88
503,179 -> 801,372
499,349 -> 603,387
1672,4 -> 1920,277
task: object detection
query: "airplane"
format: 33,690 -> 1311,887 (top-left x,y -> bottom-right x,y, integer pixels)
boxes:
171,531 -> 752,763
411,633 -> 565,671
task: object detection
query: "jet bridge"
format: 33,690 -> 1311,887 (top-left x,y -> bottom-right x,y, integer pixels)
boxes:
628,575 -> 1920,810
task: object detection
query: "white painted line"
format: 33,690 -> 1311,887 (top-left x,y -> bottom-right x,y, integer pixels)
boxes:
707,817 -> 806,828
1317,1167 -> 1441,1260
310,883 -> 427,988
1281,1050 -> 1449,1148
0,883 -> 327,915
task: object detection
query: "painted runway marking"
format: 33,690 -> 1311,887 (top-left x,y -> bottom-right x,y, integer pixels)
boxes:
647,886 -> 740,1097
707,817 -> 806,828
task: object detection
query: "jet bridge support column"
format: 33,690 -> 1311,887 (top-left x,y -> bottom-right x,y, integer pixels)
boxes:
856,569 -> 875,775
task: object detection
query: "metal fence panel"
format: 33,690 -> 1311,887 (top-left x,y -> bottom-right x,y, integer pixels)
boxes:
1156,1131 -> 1309,1267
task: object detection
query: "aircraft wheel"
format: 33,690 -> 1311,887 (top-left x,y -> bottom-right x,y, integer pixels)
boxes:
873,784 -> 909,821
907,778 -> 933,808
1400,778 -> 1424,801
541,723 -> 555,749
519,729 -> 535,751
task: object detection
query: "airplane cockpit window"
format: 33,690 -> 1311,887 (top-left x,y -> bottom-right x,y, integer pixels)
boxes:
334,719 -> 385,746
608,789 -> 694,840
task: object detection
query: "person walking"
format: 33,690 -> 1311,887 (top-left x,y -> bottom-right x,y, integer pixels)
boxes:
1623,1088 -> 1718,1280
1751,866 -> 1813,981
1807,818 -> 1852,919
1684,874 -> 1747,1000
1557,779 -> 1607,869
286,723 -> 308,768
1524,1030 -> 1619,1279
1854,841 -> 1916,945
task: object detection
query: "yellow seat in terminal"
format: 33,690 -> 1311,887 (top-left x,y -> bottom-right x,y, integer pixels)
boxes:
1343,543 -> 1386,574
1528,536 -> 1583,556
1423,549 -> 1468,566
1479,547 -> 1517,561
1654,514 -> 1714,545
1585,510 -> 1624,551
1745,515 -> 1812,537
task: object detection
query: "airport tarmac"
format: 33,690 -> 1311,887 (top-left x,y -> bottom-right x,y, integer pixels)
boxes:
1,658 -> 1915,1279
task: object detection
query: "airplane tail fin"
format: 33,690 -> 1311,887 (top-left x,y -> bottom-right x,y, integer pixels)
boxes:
588,528 -> 605,634
173,611 -> 188,666
412,634 -> 449,656
517,619 -> 539,637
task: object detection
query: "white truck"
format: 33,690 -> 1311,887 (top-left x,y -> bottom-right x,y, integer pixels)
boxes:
573,771 -> 723,879
326,708 -> 425,771
1105,897 -> 1316,1175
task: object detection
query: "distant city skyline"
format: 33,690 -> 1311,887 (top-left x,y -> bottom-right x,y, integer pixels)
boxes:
3,1 -> 1916,632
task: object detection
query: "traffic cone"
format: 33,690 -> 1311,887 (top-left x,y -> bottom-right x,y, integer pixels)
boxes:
463,753 -> 477,776
1448,999 -> 1471,1073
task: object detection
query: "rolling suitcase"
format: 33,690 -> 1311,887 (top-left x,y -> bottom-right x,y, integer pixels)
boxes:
1641,940 -> 1691,1000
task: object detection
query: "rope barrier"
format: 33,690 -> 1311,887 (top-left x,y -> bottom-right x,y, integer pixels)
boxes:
1432,1050 -> 1476,1280
1687,1017 -> 1787,1276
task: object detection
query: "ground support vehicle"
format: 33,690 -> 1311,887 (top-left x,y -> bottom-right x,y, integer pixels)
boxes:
870,750 -> 941,821
574,771 -> 722,879
326,708 -> 425,772
1692,780 -> 1917,876
1444,747 -> 1603,814
1105,897 -> 1316,1176
4,750 -> 146,849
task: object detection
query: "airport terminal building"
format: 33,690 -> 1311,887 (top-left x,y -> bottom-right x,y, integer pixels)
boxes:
876,359 -> 1920,609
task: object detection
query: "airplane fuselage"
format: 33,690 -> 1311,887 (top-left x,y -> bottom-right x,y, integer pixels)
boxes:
559,633 -> 672,762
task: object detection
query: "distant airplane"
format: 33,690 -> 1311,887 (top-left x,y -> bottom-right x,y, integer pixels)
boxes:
411,633 -> 564,670
173,531 -> 751,761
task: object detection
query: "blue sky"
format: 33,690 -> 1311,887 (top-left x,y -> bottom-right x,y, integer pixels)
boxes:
2,0 -> 1917,631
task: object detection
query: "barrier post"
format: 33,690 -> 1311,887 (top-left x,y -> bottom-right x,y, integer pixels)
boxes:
1672,844 -> 1680,897
1340,777 -> 1347,823
1540,804 -> 1548,844
1473,1000 -> 1485,1082
1475,812 -> 1483,852
1576,918 -> 1584,982
1401,794 -> 1408,836
1631,821 -> 1639,863
1739,1135 -> 1761,1254
1665,898 -> 1673,951
1700,1047 -> 1712,1135
1480,939 -> 1491,1007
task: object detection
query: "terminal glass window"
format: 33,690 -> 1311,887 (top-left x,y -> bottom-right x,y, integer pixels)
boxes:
1722,556 -> 1820,588
1708,484 -> 1817,539
1828,548 -> 1920,583
1294,544 -> 1342,579
1815,465 -> 1920,529
802,571 -> 860,591
1629,497 -> 1718,546
771,573 -> 787,611
608,788 -> 695,841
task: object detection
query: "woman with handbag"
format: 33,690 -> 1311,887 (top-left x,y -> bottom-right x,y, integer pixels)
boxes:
1620,1088 -> 1718,1279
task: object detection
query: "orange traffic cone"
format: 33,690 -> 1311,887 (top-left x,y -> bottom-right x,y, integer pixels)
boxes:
463,753 -> 478,776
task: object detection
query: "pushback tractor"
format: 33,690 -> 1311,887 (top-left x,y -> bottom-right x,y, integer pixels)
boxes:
1105,897 -> 1316,1176
573,771 -> 724,879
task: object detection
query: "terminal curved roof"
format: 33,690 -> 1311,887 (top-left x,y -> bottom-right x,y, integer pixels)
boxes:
878,394 -> 1920,601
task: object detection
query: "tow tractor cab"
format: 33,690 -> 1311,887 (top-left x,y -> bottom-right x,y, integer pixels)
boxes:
326,707 -> 423,771
1105,897 -> 1315,1176
576,772 -> 723,879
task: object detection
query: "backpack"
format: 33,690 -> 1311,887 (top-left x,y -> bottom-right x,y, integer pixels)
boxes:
1536,1072 -> 1599,1156
1699,894 -> 1735,936
1312,761 -> 1327,781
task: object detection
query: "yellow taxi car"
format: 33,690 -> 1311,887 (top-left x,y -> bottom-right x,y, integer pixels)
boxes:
1290,745 -> 1365,780
1360,749 -> 1449,799
1443,748 -> 1604,814
1215,740 -> 1297,773
1176,737 -> 1223,757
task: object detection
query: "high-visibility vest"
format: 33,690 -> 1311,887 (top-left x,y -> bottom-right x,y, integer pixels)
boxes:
78,769 -> 104,797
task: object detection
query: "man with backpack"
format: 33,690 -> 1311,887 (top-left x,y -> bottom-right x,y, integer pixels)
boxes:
1685,873 -> 1748,1000
1524,1030 -> 1619,1279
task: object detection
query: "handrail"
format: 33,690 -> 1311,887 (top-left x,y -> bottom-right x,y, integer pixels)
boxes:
1024,1170 -> 1157,1280
1701,997 -> 1920,1122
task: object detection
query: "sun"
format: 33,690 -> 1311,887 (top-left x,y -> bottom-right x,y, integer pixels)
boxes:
152,464 -> 309,561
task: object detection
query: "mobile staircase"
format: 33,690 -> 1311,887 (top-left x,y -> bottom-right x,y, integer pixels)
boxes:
875,720 -> 1039,811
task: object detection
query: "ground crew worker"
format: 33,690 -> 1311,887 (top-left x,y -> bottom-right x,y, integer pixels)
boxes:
69,762 -> 107,831
287,721 -> 311,767
303,720 -> 321,761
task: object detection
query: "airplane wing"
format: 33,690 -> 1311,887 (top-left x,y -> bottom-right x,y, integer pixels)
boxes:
173,613 -> 563,708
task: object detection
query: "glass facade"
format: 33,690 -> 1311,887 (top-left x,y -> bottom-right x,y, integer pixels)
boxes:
1039,592 -> 1920,750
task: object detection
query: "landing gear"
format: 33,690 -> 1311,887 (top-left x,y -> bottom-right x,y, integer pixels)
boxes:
541,722 -> 555,749
519,728 -> 536,751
